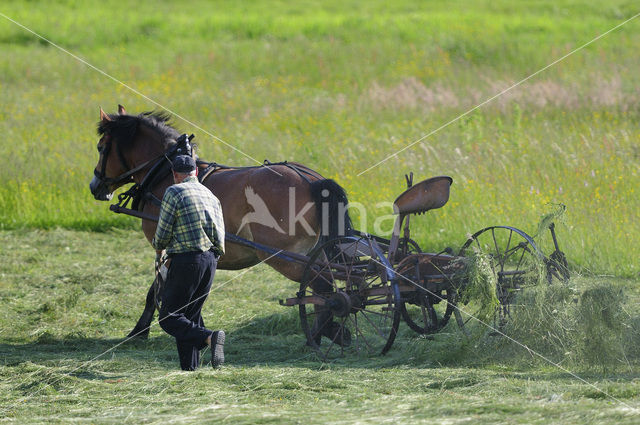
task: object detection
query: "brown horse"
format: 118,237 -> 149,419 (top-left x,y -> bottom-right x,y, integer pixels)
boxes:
90,105 -> 352,338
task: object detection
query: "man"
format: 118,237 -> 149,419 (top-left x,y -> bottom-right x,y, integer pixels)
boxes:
152,155 -> 226,371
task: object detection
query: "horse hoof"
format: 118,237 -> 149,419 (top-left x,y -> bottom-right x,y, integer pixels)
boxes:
127,329 -> 149,339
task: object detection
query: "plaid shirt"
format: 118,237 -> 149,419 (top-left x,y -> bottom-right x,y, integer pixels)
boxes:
152,176 -> 225,255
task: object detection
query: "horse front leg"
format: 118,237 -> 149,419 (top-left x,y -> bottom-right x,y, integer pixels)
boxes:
127,280 -> 156,339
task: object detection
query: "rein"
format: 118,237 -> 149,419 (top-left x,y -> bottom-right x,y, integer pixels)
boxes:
104,139 -> 329,264
108,204 -> 307,264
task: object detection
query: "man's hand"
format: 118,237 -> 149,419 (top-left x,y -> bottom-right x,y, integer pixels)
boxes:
155,250 -> 166,264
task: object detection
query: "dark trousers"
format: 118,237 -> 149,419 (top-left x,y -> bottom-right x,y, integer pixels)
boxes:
159,250 -> 217,371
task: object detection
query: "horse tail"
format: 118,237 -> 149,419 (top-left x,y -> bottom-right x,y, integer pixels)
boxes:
309,179 -> 354,246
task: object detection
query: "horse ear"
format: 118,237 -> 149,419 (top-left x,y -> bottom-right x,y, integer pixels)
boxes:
118,104 -> 127,115
100,107 -> 112,122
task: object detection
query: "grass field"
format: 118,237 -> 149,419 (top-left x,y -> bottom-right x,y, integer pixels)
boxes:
0,0 -> 638,274
1,0 -> 639,422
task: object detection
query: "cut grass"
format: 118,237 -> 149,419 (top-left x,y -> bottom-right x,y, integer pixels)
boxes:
1,229 -> 639,423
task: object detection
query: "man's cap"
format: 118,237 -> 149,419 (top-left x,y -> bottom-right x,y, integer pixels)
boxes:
172,155 -> 196,173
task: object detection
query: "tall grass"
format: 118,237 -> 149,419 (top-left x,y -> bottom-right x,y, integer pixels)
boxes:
0,0 -> 638,276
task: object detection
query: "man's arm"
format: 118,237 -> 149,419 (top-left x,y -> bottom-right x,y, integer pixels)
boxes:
152,189 -> 178,251
205,197 -> 225,254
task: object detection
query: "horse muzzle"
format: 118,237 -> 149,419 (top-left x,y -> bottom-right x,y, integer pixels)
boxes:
90,175 -> 113,201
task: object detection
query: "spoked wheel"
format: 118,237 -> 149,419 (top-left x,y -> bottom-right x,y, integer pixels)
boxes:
299,236 -> 401,358
393,237 -> 422,263
395,255 -> 457,335
458,226 -> 546,324
399,287 -> 456,335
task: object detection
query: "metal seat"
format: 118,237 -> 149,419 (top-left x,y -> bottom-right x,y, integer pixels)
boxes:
393,176 -> 453,215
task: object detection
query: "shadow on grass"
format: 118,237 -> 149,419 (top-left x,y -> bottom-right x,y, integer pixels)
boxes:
0,310 -> 417,371
0,309 -> 314,371
3,334 -> 640,400
4,309 -> 640,379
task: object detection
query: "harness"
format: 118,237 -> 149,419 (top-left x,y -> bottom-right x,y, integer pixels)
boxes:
198,159 -> 321,185
100,133 -> 327,305
104,149 -> 325,265
103,133 -> 321,217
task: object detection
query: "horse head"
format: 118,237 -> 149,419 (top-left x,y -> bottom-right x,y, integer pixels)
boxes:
89,105 -> 180,200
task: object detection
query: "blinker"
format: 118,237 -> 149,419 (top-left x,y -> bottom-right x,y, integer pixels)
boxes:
176,133 -> 195,157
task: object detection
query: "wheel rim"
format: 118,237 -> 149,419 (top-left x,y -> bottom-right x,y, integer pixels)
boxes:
400,288 -> 456,334
299,236 -> 401,358
394,237 -> 421,263
459,226 -> 545,324
395,253 -> 457,335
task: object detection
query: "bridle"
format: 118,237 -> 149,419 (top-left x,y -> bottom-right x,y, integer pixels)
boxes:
95,133 -> 194,186
95,135 -> 148,187
94,133 -> 195,208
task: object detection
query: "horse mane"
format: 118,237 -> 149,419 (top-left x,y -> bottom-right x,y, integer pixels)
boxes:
97,111 -> 181,149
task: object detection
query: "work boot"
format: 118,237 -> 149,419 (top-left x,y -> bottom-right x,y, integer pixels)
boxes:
210,330 -> 225,368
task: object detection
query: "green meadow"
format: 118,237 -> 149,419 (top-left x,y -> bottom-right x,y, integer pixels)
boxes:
0,0 -> 638,274
1,0 -> 639,422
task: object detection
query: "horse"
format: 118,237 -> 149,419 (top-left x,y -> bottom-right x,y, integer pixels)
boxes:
90,105 -> 353,338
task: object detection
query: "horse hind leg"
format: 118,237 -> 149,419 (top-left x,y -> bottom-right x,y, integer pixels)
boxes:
127,280 -> 156,339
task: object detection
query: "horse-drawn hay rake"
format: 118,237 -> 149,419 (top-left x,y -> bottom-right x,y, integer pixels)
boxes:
94,113 -> 569,359
279,174 -> 570,358
112,168 -> 569,359
112,169 -> 569,358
